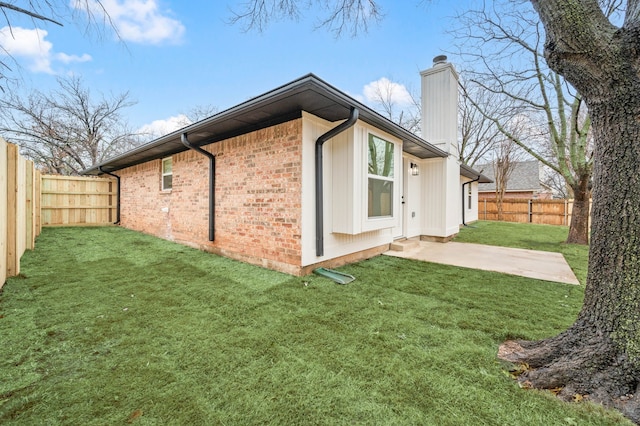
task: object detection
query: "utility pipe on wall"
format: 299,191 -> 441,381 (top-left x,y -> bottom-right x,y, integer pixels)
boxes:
181,132 -> 215,242
99,166 -> 121,225
315,107 -> 359,257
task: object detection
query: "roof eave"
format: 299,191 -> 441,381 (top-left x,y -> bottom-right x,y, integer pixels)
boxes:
83,74 -> 447,175
460,163 -> 493,183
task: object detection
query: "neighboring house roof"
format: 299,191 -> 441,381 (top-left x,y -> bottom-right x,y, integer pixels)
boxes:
476,160 -> 548,192
84,74 -> 464,176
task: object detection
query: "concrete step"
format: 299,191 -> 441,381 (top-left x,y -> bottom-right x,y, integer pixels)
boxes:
389,239 -> 420,252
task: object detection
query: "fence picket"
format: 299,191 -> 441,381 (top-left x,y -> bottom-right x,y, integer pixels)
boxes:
477,198 -> 592,227
40,175 -> 116,226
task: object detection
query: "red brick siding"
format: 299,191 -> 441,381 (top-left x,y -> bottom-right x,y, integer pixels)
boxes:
119,160 -> 172,239
118,119 -> 303,274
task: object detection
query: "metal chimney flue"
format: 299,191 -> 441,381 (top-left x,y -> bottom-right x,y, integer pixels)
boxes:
433,55 -> 447,66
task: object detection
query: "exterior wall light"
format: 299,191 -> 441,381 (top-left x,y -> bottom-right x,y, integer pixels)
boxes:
410,162 -> 420,176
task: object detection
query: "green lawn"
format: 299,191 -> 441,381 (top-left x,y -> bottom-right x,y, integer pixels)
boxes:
0,224 -> 628,425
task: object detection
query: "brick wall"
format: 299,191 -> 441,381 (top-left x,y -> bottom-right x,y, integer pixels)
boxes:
118,118 -> 303,274
120,161 -> 172,239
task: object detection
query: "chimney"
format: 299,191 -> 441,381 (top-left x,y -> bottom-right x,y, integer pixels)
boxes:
420,55 -> 459,155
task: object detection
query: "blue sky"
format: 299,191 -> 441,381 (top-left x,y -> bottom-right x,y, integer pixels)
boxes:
0,0 -> 477,136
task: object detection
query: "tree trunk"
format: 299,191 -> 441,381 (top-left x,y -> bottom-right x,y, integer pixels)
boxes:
503,3 -> 640,421
496,189 -> 504,221
500,72 -> 640,424
566,174 -> 590,244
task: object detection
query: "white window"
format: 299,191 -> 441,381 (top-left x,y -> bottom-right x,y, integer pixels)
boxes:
161,157 -> 173,191
331,124 -> 400,235
367,134 -> 394,218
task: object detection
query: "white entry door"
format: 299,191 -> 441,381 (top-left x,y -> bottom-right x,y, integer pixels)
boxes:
392,158 -> 408,239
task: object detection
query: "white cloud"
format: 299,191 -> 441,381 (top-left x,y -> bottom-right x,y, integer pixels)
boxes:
0,27 -> 55,73
0,26 -> 92,74
55,52 -> 93,64
138,114 -> 191,139
80,0 -> 185,45
363,77 -> 414,106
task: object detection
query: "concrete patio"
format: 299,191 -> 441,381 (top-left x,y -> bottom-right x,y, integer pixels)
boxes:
385,239 -> 580,285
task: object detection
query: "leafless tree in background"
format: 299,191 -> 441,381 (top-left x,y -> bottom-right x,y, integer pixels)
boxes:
0,75 -> 138,175
450,0 -> 594,244
228,0 -> 383,37
458,83 -> 516,168
492,136 -> 525,220
364,77 -> 421,135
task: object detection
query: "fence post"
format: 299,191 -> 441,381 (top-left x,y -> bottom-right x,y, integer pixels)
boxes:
6,143 -> 18,277
528,199 -> 532,223
35,170 -> 41,237
0,140 -> 6,287
484,199 -> 487,220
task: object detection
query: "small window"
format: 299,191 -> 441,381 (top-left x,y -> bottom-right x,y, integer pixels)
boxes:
161,157 -> 173,191
468,184 -> 472,209
367,134 -> 394,218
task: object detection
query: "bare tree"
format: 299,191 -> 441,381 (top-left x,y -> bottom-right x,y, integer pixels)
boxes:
492,137 -> 523,220
184,104 -> 219,123
450,0 -> 593,244
506,1 -> 640,422
364,77 -> 421,134
541,165 -> 570,198
228,0 -> 383,37
458,83 -> 516,168
137,104 -> 221,143
0,75 -> 138,175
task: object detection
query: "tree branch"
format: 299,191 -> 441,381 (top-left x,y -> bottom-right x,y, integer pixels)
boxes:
0,2 -> 63,26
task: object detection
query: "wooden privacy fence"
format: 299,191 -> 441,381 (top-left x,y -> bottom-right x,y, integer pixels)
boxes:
1,139 -> 41,287
41,175 -> 117,226
2,138 -> 117,286
478,198 -> 592,226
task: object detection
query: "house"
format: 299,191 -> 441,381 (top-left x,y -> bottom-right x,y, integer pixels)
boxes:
477,160 -> 553,200
83,57 -> 490,275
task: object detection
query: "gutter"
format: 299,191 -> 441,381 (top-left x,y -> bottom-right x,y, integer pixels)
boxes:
461,175 -> 481,226
181,132 -> 215,242
316,107 -> 359,257
98,166 -> 121,225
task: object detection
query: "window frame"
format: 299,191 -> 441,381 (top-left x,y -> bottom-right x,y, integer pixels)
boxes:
367,133 -> 395,219
161,157 -> 173,191
360,130 -> 400,233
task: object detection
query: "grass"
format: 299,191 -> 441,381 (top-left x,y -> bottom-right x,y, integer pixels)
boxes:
0,225 -> 628,425
455,221 -> 590,284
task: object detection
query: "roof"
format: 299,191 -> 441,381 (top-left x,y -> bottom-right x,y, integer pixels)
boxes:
460,163 -> 493,183
83,74 -> 452,175
477,160 -> 546,192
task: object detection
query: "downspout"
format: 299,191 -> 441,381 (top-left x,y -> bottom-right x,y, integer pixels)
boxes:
181,132 -> 215,242
99,166 -> 120,225
461,175 -> 481,226
316,107 -> 359,257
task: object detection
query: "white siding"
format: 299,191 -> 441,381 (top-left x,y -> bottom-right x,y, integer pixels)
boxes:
421,62 -> 459,154
460,176 -> 479,224
404,156 -> 423,238
444,157 -> 461,235
421,158 -> 446,236
421,156 -> 461,238
300,112 -> 397,267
